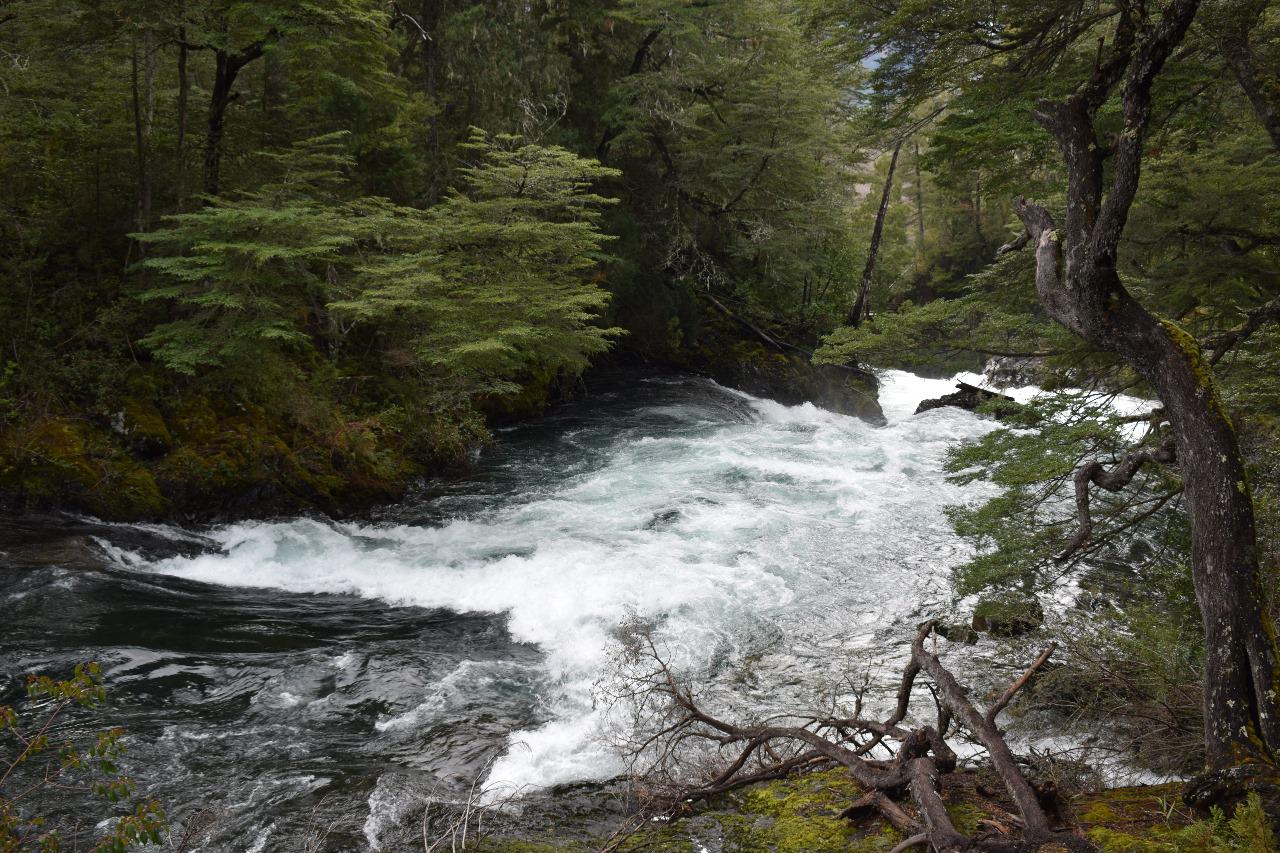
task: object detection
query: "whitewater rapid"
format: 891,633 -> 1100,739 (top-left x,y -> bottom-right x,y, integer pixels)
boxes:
94,369 -> 1030,841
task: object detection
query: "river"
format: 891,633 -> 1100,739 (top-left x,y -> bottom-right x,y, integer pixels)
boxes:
1,369 -> 1024,849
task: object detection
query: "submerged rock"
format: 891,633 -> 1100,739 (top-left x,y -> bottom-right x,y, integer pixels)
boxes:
971,594 -> 1045,637
4,534 -> 111,571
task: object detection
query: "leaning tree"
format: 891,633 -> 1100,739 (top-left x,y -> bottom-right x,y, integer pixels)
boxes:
990,0 -> 1280,799
832,0 -> 1280,799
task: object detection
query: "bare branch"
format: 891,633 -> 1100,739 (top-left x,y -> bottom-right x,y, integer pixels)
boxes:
1058,438 -> 1177,560
607,623 -> 1096,851
889,833 -> 930,853
389,1 -> 431,42
997,231 -> 1030,255
986,643 -> 1058,728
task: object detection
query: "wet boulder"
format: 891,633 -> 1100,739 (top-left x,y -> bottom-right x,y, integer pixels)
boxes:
971,594 -> 1045,638
915,381 -> 1021,420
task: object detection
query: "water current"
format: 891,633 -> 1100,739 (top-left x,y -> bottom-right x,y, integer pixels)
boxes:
0,369 -> 1040,849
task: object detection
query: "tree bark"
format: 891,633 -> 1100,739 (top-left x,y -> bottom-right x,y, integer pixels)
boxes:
848,140 -> 902,328
177,26 -> 189,208
1005,0 -> 1280,777
1209,0 -> 1280,151
204,39 -> 270,196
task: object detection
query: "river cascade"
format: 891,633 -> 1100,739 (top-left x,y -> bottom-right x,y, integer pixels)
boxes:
2,370 -> 1043,849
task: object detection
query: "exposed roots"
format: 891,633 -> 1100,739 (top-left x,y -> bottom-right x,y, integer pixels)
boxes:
607,623 -> 1097,852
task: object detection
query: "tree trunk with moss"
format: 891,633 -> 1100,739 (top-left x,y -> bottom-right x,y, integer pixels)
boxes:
1005,0 -> 1280,782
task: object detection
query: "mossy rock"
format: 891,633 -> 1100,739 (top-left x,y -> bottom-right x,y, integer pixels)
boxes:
936,621 -> 980,644
972,594 -> 1045,637
0,416 -> 172,519
111,398 -> 173,457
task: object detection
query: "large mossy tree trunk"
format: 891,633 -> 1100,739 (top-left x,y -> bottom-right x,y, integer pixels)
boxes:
1007,0 -> 1280,783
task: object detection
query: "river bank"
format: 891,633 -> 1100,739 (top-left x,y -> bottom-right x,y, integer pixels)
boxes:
0,309 -> 884,526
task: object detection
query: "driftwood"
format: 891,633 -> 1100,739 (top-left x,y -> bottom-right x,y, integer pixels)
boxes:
609,622 -> 1096,852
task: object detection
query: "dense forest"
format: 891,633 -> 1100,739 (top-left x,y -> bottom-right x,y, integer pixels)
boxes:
0,0 -> 896,520
3,0 -> 1280,850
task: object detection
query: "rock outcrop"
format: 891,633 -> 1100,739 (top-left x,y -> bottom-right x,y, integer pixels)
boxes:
915,381 -> 1021,420
677,299 -> 887,425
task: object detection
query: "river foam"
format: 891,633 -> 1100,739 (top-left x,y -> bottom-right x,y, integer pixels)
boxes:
110,371 -> 1010,804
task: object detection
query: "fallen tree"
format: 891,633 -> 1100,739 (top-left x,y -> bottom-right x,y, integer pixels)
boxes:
606,622 -> 1096,852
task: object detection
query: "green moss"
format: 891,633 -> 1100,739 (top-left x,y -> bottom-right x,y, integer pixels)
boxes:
480,841 -> 588,853
721,769 -> 891,852
1083,802 -> 1121,824
93,463 -> 168,519
1086,793 -> 1275,852
118,398 -> 172,451
1159,317 -> 1233,430
945,802 -> 986,836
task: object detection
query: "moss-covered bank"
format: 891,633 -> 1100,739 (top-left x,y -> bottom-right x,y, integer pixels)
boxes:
0,310 -> 885,522
0,369 -> 567,522
473,769 -> 1273,852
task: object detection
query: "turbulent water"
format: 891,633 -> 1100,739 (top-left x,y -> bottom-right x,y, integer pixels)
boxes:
0,369 -> 1027,849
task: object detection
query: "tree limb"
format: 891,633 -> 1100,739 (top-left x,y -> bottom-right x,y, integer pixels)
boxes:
986,644 -> 1058,728
390,1 -> 432,42
1058,438 -> 1177,560
612,623 -> 1096,851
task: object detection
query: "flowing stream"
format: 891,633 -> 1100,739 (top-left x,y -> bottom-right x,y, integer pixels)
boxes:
0,369 -> 1030,849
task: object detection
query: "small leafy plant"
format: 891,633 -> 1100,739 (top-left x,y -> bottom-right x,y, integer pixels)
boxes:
0,663 -> 165,852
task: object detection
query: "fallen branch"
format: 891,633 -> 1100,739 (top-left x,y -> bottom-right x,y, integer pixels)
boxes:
608,623 -> 1097,852
703,293 -> 876,383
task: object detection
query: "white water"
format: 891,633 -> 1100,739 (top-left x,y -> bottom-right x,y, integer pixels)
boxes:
109,370 -> 1022,817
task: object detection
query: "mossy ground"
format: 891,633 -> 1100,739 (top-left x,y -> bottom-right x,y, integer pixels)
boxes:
475,772 -> 1274,853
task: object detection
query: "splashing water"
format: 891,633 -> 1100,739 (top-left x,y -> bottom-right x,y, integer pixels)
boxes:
2,369 -> 1023,846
